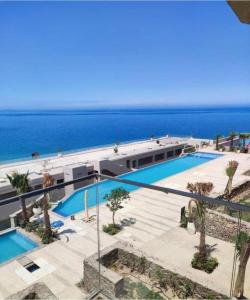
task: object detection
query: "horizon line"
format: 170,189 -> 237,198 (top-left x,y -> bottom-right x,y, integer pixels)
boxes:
0,104 -> 250,111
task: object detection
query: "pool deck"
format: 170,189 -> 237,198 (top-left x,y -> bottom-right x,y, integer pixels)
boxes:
0,149 -> 249,299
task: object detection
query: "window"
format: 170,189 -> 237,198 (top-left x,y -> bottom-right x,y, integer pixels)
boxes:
155,153 -> 164,161
167,151 -> 174,158
138,156 -> 153,166
126,160 -> 130,168
57,179 -> 64,184
132,160 -> 137,168
175,148 -> 182,156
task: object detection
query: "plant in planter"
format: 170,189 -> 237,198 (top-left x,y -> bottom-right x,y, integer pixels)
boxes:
224,160 -> 239,197
233,231 -> 250,298
180,207 -> 188,228
103,187 -> 130,235
235,146 -> 240,153
187,182 -> 219,273
113,142 -> 119,154
32,201 -> 42,216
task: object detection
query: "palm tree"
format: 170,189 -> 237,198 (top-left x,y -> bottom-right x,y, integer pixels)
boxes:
7,172 -> 30,223
42,173 -> 55,237
233,231 -> 250,298
229,131 -> 237,151
187,182 -> 214,260
224,160 -> 239,197
239,133 -> 250,148
215,134 -> 222,150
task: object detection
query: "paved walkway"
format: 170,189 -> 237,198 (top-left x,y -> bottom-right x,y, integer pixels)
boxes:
0,150 -> 249,299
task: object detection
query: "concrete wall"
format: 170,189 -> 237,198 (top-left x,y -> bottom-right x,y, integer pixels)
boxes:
64,165 -> 94,194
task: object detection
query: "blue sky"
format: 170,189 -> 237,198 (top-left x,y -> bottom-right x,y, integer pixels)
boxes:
0,1 -> 249,109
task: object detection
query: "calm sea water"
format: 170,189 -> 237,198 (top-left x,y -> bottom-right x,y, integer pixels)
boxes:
0,107 -> 249,163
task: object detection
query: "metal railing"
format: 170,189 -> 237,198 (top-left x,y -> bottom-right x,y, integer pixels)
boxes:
0,172 -> 249,298
1,173 -> 250,212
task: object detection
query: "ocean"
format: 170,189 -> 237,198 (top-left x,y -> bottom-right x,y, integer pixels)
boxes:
0,106 -> 249,163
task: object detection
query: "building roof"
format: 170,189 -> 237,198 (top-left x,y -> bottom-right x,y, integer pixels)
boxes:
228,0 -> 250,24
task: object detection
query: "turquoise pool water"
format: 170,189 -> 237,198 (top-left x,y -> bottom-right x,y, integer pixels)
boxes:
0,230 -> 38,264
53,152 -> 222,217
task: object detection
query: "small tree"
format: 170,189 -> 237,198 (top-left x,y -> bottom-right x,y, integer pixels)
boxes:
233,231 -> 250,298
104,188 -> 130,226
224,160 -> 239,197
187,182 -> 214,261
7,171 -> 30,223
42,173 -> 55,237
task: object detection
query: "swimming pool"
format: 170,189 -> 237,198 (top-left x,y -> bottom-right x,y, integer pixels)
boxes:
0,230 -> 38,264
53,152 -> 222,217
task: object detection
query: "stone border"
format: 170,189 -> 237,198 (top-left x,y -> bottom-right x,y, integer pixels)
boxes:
194,209 -> 250,242
83,242 -> 227,299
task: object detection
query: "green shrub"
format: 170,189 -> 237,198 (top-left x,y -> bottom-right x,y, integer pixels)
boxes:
18,219 -> 27,228
191,253 -> 218,273
127,281 -> 164,299
35,225 -> 44,238
41,234 -> 54,244
152,267 -> 167,289
137,256 -> 147,274
178,282 -> 195,298
25,221 -> 39,232
103,224 -> 121,235
34,225 -> 58,244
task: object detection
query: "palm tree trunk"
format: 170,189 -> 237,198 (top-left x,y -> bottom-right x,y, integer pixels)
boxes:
20,197 -> 28,223
225,176 -> 233,196
43,194 -> 52,236
233,242 -> 250,298
199,218 -> 207,260
230,138 -> 234,151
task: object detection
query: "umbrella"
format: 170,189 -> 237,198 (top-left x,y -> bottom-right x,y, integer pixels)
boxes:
84,190 -> 89,221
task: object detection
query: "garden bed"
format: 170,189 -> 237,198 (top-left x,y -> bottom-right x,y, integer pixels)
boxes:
83,242 -> 227,299
21,220 -> 59,244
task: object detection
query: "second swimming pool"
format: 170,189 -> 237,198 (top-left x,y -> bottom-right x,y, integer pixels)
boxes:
53,152 -> 222,217
0,230 -> 38,264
